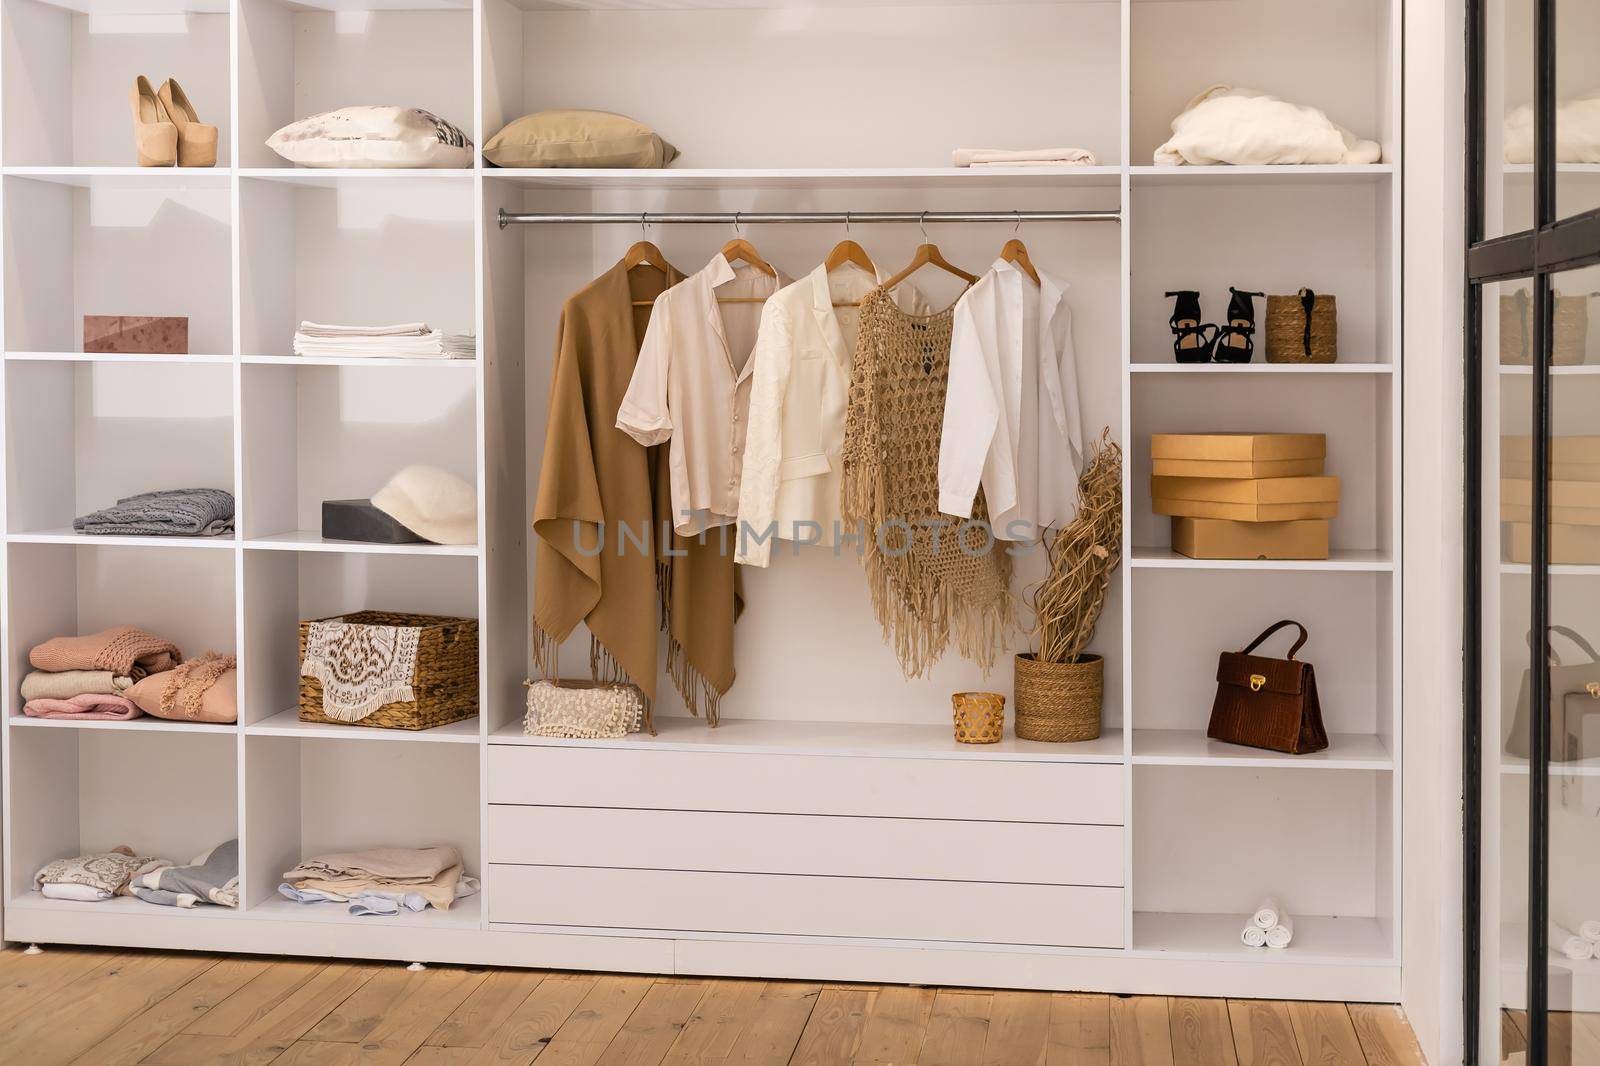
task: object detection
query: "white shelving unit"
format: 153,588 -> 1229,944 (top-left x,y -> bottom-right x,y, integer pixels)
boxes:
0,0 -> 1403,1002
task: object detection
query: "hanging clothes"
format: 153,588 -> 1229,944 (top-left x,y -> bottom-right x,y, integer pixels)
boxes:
617,253 -> 789,536
841,288 -> 1013,679
735,262 -> 927,565
938,258 -> 1085,541
532,257 -> 682,709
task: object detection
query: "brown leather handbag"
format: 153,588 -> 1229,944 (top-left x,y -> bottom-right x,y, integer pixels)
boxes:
1207,620 -> 1329,754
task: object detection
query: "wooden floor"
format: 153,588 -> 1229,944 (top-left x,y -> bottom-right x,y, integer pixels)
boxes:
0,945 -> 1428,1066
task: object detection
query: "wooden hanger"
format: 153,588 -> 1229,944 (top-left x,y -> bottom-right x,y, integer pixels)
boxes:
624,240 -> 680,307
823,233 -> 877,309
1000,238 -> 1041,285
715,224 -> 778,303
880,242 -> 978,293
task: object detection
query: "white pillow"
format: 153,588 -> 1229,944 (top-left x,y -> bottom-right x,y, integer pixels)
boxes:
1153,86 -> 1381,167
267,106 -> 473,169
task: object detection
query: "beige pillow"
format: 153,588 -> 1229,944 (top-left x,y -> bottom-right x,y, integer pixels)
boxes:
484,110 -> 679,169
126,658 -> 238,724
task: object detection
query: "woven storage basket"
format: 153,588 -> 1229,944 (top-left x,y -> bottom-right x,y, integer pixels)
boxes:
1499,290 -> 1590,365
1013,653 -> 1102,742
1265,289 -> 1338,363
299,610 -> 478,730
951,691 -> 1005,744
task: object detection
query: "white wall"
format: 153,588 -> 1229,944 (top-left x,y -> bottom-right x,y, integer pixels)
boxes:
1401,0 -> 1468,1062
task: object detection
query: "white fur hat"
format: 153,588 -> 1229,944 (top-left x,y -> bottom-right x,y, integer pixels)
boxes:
371,465 -> 477,545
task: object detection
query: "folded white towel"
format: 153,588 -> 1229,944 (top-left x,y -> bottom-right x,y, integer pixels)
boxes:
292,322 -> 477,360
952,147 -> 1098,168
1252,897 -> 1283,930
1556,923 -> 1595,960
1266,915 -> 1294,949
1579,918 -> 1600,943
1240,924 -> 1268,948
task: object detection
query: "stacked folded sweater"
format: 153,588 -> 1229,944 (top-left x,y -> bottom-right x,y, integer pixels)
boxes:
74,488 -> 234,538
21,627 -> 239,724
34,846 -> 167,901
279,844 -> 478,916
292,322 -> 476,360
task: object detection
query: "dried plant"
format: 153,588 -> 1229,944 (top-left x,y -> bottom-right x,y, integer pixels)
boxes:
1029,430 -> 1123,664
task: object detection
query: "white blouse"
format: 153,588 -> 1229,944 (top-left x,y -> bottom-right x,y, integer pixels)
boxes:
735,262 -> 925,565
617,253 -> 787,536
937,259 -> 1084,541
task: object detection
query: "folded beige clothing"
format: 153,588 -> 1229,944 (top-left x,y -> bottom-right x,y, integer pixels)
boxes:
952,147 -> 1099,167
286,863 -> 464,911
20,669 -> 133,701
286,843 -> 457,881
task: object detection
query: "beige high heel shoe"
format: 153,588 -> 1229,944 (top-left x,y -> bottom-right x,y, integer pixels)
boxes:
129,76 -> 177,167
156,79 -> 218,168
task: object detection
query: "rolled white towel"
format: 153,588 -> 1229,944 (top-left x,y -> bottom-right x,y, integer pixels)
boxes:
1580,919 -> 1600,943
1252,897 -> 1283,930
1240,923 -> 1268,948
1266,915 -> 1294,949
1556,923 -> 1596,960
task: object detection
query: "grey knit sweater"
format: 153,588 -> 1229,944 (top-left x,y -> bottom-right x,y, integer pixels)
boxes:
74,488 -> 235,537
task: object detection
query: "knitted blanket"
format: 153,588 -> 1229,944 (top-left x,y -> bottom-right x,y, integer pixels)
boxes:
30,625 -> 181,679
74,488 -> 234,537
24,693 -> 141,721
20,669 -> 132,701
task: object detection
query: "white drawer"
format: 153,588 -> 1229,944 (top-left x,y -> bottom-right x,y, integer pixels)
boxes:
487,806 -> 1123,886
486,746 -> 1123,825
489,865 -> 1125,948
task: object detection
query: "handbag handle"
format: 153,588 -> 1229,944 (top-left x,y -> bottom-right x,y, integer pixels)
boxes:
1240,619 -> 1309,661
1527,625 -> 1600,666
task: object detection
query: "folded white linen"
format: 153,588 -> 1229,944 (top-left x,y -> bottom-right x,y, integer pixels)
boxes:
1266,915 -> 1294,949
1505,92 -> 1600,163
1240,924 -> 1268,948
1556,923 -> 1596,960
1154,85 -> 1382,166
1252,896 -> 1283,930
1581,919 -> 1600,943
953,147 -> 1098,167
291,321 -> 476,360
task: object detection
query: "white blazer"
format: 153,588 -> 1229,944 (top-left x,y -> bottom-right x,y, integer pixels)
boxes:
735,262 -> 923,565
938,259 -> 1085,541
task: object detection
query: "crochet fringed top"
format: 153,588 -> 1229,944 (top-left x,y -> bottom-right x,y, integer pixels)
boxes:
840,287 -> 1012,678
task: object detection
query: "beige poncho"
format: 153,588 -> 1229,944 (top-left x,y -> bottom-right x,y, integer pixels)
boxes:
841,288 -> 1012,678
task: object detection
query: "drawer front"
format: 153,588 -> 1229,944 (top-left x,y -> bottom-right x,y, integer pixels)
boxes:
489,865 -> 1125,948
488,806 -> 1124,886
487,747 -> 1123,825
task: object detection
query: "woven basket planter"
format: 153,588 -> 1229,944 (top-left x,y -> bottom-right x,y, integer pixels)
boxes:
299,610 -> 478,730
1265,290 -> 1338,364
1499,290 -> 1590,365
951,691 -> 1006,744
1013,653 -> 1102,742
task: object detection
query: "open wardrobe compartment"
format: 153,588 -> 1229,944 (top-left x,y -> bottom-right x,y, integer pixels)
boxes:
0,0 -> 1407,1005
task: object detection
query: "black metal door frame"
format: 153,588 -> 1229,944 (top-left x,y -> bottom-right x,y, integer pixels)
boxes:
1465,0 -> 1600,1062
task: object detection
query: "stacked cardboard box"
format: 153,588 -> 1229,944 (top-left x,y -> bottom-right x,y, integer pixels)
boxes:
1502,436 -> 1600,564
1151,433 -> 1339,560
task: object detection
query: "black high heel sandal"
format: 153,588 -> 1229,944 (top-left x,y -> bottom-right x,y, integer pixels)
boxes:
1166,290 -> 1216,364
1212,287 -> 1264,363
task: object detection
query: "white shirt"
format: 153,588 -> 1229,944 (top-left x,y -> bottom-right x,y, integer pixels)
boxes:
937,259 -> 1084,541
617,253 -> 787,535
735,262 -> 925,565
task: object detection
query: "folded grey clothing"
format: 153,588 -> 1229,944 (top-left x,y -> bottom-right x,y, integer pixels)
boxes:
285,844 -> 460,884
74,488 -> 235,537
20,669 -> 133,701
129,839 -> 238,908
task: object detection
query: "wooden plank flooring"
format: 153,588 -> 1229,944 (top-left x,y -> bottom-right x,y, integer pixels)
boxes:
0,946 -> 1428,1066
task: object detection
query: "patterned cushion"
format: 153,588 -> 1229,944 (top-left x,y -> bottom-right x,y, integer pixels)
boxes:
267,106 -> 473,169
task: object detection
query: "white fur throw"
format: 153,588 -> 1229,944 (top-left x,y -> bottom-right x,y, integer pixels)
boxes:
267,106 -> 473,169
372,466 -> 477,545
1154,85 -> 1382,167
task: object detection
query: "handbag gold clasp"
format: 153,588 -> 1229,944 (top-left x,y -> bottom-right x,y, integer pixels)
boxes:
1250,674 -> 1266,692
1588,682 -> 1600,699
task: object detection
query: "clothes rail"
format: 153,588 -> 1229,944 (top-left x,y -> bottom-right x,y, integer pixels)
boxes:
497,209 -> 1121,228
